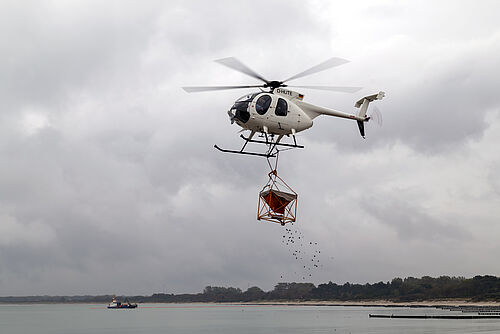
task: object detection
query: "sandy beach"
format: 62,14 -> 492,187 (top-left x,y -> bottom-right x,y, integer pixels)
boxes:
238,300 -> 500,307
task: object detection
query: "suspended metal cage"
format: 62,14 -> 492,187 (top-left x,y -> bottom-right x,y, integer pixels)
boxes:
258,170 -> 297,226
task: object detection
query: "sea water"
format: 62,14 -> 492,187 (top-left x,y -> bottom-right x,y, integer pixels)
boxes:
1,303 -> 499,334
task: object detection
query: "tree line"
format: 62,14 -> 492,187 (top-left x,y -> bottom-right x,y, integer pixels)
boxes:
1,275 -> 499,303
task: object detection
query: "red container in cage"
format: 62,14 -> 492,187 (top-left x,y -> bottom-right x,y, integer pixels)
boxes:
258,170 -> 297,226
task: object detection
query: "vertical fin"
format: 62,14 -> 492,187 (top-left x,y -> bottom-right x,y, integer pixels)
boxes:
357,121 -> 365,138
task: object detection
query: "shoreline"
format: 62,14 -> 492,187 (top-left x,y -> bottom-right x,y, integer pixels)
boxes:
1,300 -> 500,307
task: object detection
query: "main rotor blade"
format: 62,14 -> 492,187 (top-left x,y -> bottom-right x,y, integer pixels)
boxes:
215,57 -> 269,84
283,57 -> 350,83
182,85 -> 263,93
288,85 -> 363,93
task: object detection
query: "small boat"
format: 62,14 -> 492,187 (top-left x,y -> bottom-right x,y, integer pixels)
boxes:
107,296 -> 137,309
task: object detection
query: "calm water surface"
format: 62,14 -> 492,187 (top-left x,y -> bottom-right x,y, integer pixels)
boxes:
1,303 -> 499,334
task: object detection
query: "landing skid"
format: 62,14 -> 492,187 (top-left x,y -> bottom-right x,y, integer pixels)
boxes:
214,144 -> 276,158
214,133 -> 304,158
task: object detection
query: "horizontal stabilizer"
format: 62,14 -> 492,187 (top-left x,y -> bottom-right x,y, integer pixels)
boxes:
355,91 -> 385,108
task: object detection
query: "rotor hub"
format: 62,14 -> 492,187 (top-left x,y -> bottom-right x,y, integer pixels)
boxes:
264,81 -> 286,89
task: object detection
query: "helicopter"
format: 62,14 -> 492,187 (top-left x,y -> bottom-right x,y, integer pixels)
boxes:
183,57 -> 385,157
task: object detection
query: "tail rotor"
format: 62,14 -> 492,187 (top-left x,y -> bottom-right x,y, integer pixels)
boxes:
370,106 -> 383,127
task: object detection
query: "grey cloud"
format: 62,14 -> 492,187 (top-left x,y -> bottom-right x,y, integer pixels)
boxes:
305,35 -> 500,154
1,1 -> 500,295
0,2 -> 158,111
363,196 -> 468,242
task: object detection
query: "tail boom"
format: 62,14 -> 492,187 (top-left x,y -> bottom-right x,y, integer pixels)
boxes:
295,91 -> 385,138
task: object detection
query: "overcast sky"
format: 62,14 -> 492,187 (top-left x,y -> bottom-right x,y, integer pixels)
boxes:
1,0 -> 499,296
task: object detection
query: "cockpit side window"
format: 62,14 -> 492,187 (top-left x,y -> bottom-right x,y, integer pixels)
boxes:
255,95 -> 272,115
275,98 -> 288,116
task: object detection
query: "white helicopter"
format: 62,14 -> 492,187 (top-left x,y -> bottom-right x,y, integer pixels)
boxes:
183,57 -> 385,157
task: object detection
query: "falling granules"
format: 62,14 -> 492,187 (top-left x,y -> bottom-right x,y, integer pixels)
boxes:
279,222 -> 324,281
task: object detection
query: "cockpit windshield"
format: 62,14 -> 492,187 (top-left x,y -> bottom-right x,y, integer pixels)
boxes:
231,93 -> 259,124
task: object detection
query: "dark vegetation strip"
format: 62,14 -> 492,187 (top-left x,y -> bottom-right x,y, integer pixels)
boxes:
1,275 -> 500,303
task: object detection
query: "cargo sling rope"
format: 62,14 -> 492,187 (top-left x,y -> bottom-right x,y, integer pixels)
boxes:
257,150 -> 298,225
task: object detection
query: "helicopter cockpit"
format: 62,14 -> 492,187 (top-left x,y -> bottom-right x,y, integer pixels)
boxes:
230,92 -> 259,124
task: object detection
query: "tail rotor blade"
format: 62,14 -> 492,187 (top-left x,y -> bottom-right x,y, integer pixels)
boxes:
283,57 -> 350,83
371,106 -> 383,126
215,57 -> 269,84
